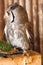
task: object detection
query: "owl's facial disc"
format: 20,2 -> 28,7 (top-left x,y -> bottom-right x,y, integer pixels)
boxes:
4,11 -> 14,23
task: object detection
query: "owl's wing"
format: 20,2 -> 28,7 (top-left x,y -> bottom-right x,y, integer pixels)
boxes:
26,29 -> 31,40
26,25 -> 34,49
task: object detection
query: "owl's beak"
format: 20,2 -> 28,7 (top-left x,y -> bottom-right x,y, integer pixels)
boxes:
4,12 -> 5,18
4,11 -> 7,19
3,14 -> 5,21
4,15 -> 7,23
4,15 -> 5,19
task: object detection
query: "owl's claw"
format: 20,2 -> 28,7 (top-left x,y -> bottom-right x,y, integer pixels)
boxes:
23,50 -> 29,56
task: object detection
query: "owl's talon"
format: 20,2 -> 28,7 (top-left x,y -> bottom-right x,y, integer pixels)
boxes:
13,47 -> 18,52
14,47 -> 16,50
23,50 -> 29,56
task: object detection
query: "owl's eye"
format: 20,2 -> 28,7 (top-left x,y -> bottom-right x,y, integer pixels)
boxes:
7,11 -> 10,16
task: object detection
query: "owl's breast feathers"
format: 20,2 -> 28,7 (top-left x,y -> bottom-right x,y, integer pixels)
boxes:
4,23 -> 30,50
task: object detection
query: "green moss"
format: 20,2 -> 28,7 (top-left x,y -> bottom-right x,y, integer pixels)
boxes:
0,41 -> 13,52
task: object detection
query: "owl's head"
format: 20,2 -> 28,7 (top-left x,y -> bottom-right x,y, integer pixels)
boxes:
4,3 -> 28,24
4,3 -> 18,24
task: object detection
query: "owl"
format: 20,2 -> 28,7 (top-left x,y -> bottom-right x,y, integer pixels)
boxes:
4,3 -> 34,54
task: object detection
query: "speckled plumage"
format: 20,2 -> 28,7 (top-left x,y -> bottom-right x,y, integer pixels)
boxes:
4,3 -> 33,51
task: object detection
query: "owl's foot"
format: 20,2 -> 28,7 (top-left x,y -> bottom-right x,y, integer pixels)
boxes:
23,50 -> 29,56
14,47 -> 23,53
14,47 -> 19,52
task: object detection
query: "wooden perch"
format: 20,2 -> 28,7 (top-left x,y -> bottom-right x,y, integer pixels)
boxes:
0,50 -> 41,65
